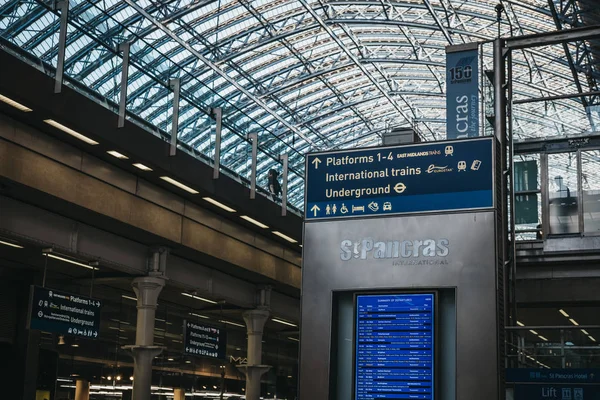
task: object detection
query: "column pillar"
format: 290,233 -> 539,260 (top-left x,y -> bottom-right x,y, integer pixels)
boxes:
74,379 -> 90,400
237,308 -> 271,400
123,276 -> 165,400
174,388 -> 185,400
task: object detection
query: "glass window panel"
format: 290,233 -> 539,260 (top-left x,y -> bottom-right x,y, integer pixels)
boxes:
581,150 -> 600,234
548,153 -> 579,235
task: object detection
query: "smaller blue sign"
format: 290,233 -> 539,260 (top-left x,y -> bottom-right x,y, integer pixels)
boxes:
507,369 -> 600,384
514,384 -> 599,400
28,286 -> 102,338
446,48 -> 479,139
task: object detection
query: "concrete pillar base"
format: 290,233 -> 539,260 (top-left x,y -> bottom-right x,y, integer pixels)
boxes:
123,345 -> 163,400
174,388 -> 185,400
237,365 -> 271,400
74,379 -> 90,400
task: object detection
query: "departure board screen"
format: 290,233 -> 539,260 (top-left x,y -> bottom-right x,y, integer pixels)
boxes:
355,293 -> 435,400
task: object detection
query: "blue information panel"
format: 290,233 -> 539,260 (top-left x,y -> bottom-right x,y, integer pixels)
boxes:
355,293 -> 435,400
446,48 -> 479,139
305,137 -> 494,220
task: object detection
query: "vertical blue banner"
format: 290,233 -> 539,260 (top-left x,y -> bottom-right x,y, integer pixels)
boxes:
446,47 -> 479,139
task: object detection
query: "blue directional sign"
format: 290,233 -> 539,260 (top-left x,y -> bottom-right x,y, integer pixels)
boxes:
355,293 -> 435,400
183,320 -> 227,360
305,137 -> 494,220
28,286 -> 102,339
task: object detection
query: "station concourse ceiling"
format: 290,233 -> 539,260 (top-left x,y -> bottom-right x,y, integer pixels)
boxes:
1,0 -> 600,209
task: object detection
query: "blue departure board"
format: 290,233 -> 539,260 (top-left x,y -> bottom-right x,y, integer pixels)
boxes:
355,293 -> 435,400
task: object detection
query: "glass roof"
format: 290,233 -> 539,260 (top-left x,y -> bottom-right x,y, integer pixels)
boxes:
1,0 -> 599,210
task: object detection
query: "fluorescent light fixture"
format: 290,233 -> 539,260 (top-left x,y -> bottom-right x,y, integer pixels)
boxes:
185,360 -> 191,363
559,309 -> 569,317
43,119 -> 98,145
160,176 -> 199,194
0,239 -> 24,249
168,358 -> 174,361
539,336 -> 548,341
569,318 -> 579,326
240,215 -> 268,228
590,336 -> 597,342
110,319 -> 130,325
203,197 -> 236,212
219,319 -> 245,328
582,329 -> 589,335
0,94 -> 32,112
181,292 -> 217,304
189,312 -> 210,319
529,330 -> 538,335
132,163 -> 153,171
46,253 -> 99,270
272,231 -> 297,243
107,150 -> 129,159
287,337 -> 299,342
272,318 -> 297,327
122,295 -> 137,301
517,321 -> 525,327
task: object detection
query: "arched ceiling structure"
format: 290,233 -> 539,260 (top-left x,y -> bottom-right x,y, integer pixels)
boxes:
1,0 -> 599,209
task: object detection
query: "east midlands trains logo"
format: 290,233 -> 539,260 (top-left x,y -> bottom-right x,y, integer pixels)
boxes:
340,238 -> 449,266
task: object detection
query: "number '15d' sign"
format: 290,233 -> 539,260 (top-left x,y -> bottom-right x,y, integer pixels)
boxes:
304,137 -> 494,220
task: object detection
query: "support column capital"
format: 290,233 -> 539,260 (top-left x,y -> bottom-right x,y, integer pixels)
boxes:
132,276 -> 165,309
242,308 -> 270,335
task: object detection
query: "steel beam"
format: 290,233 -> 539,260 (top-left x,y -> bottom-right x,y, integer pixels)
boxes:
514,90 -> 600,104
122,0 -> 317,148
54,0 -> 69,94
169,78 -> 181,156
280,154 -> 288,217
505,24 -> 600,50
248,133 -> 258,199
117,42 -> 131,128
422,0 -> 453,44
212,107 -> 223,179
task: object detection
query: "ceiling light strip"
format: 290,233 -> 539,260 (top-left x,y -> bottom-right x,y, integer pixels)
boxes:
219,319 -> 245,328
240,215 -> 268,228
107,150 -> 129,159
181,292 -> 217,304
559,309 -> 569,317
0,94 -> 32,111
46,253 -> 98,270
132,163 -> 153,171
43,119 -> 99,145
272,231 -> 297,243
0,239 -> 24,249
203,197 -> 236,212
272,318 -> 297,327
160,176 -> 199,194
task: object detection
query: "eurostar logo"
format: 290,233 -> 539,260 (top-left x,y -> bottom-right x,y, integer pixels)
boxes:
426,164 -> 453,174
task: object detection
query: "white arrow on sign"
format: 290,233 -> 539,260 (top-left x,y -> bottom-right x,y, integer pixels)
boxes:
394,183 -> 407,194
311,157 -> 322,169
310,205 -> 320,217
